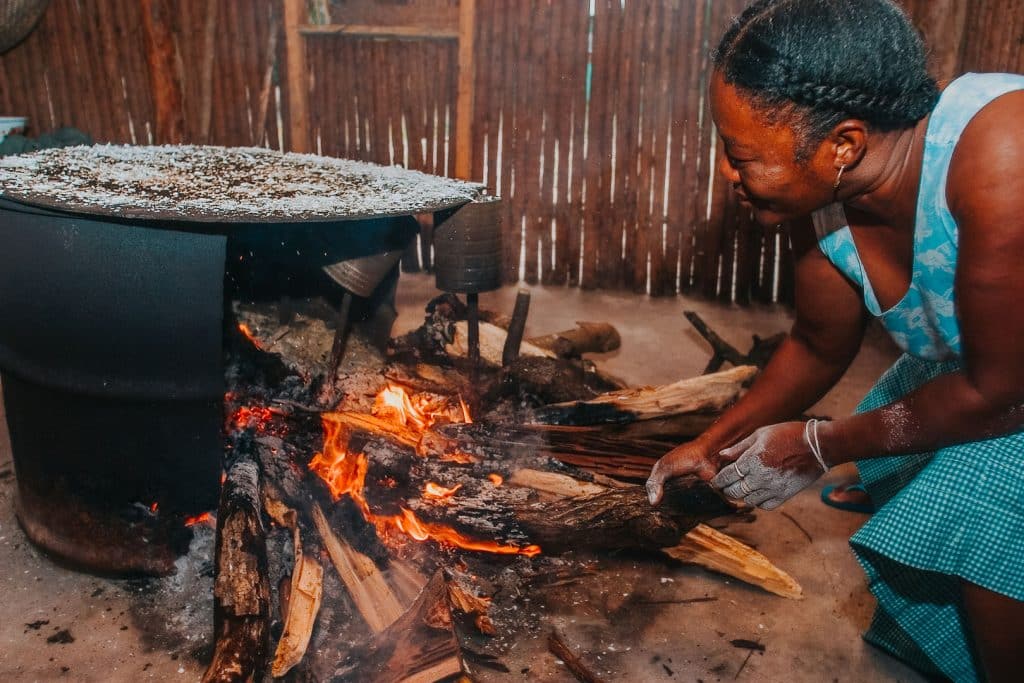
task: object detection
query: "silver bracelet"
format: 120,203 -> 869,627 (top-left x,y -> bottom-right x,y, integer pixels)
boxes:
804,418 -> 829,472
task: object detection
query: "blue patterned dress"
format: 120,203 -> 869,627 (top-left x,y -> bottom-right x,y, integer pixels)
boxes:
811,72 -> 1024,682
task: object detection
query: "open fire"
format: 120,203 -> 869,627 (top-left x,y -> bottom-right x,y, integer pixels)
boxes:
202,286 -> 792,681
309,384 -> 541,558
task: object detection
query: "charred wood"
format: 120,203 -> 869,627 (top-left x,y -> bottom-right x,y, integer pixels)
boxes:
501,356 -> 618,404
512,477 -> 734,553
508,469 -> 802,598
501,289 -> 532,366
532,365 -> 757,426
337,570 -> 464,683
684,311 -> 785,374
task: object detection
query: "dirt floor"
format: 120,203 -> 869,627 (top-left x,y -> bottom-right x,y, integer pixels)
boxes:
0,271 -> 926,682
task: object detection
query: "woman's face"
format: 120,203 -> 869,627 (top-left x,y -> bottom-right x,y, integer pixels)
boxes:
709,71 -> 834,225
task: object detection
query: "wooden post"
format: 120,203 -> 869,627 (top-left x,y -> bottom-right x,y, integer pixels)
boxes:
501,289 -> 531,367
197,1 -> 219,142
908,0 -> 967,82
283,0 -> 310,152
454,0 -> 476,179
140,0 -> 186,144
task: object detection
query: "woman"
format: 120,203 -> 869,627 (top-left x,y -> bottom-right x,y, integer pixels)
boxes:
645,1 -> 1024,681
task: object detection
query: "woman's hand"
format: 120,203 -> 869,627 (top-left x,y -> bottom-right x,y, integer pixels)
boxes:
710,421 -> 826,510
646,441 -> 721,505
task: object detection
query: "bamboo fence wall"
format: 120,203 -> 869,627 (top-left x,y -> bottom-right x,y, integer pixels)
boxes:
1,0 -> 1022,303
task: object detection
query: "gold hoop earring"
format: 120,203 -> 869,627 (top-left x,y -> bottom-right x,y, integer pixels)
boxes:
833,164 -> 846,190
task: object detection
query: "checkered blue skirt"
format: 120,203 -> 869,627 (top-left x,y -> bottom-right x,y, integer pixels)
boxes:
850,354 -> 1024,682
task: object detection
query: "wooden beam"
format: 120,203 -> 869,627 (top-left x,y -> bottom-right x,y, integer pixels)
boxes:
454,0 -> 477,179
298,24 -> 459,40
283,0 -> 310,152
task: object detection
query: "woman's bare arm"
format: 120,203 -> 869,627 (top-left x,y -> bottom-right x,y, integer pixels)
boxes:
819,91 -> 1024,464
647,220 -> 867,498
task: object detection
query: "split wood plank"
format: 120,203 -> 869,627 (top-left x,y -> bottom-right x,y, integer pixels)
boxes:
664,523 -> 803,600
264,498 -> 324,678
324,411 -> 422,450
310,502 -> 405,633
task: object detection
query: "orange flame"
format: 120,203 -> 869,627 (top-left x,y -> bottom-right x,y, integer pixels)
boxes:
238,323 -> 261,348
310,414 -> 539,557
185,511 -> 215,527
372,383 -> 472,432
488,473 -> 503,486
423,482 -> 462,502
393,508 -> 540,556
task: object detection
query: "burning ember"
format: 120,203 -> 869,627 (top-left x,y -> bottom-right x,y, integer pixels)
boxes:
310,385 -> 540,557
230,405 -> 275,432
488,473 -> 503,486
184,511 -> 216,528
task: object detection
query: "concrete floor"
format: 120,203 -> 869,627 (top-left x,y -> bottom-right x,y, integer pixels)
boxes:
0,272 -> 924,682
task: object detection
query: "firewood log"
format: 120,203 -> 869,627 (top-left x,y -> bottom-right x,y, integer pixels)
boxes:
531,365 -> 758,425
529,321 -> 622,358
202,453 -> 270,683
447,319 -> 555,366
512,477 -> 734,552
507,469 -> 802,598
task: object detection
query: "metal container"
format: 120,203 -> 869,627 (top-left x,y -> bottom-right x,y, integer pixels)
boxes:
433,196 -> 503,293
322,217 -> 418,297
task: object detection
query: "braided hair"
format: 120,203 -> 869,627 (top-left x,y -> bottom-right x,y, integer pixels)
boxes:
714,0 -> 939,159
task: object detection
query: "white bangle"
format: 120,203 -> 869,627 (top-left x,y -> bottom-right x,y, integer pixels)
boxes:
804,418 -> 829,472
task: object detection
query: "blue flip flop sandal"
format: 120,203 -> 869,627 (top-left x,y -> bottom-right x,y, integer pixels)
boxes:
821,483 -> 875,514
